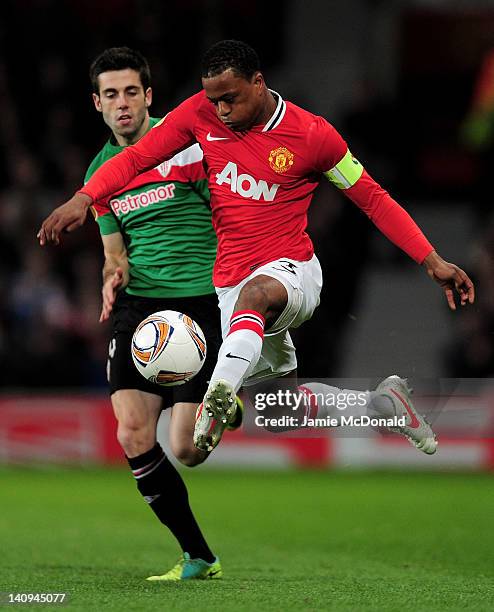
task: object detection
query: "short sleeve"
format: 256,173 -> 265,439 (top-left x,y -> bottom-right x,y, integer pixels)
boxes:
91,200 -> 119,235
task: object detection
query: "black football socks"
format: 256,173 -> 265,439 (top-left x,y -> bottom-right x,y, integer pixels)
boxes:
127,443 -> 215,563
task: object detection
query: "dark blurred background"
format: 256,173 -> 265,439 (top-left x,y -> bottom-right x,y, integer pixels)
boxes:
1,0 -> 493,389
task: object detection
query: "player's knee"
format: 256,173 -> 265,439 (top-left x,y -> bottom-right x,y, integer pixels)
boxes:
172,443 -> 208,467
236,281 -> 270,313
117,421 -> 155,457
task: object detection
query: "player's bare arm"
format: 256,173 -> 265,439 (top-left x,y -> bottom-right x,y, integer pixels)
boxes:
37,192 -> 93,246
422,250 -> 475,311
100,232 -> 129,323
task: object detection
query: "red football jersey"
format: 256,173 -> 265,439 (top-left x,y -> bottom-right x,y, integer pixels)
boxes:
81,90 -> 433,287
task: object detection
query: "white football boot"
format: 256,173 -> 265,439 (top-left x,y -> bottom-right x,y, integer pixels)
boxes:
193,379 -> 237,452
369,375 -> 438,455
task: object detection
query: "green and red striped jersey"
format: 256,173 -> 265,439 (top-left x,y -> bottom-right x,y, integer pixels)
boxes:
85,117 -> 216,298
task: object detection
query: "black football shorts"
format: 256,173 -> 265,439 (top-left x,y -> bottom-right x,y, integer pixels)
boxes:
107,291 -> 221,407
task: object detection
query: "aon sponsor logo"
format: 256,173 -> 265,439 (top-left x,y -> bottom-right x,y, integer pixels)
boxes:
215,162 -> 279,201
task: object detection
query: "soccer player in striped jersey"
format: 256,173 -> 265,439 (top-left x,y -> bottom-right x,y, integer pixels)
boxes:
39,41 -> 475,459
40,47 -> 225,581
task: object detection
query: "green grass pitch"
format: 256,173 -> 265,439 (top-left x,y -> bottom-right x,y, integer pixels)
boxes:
1,467 -> 493,611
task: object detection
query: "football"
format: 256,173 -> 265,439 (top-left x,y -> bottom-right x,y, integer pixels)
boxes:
131,310 -> 207,386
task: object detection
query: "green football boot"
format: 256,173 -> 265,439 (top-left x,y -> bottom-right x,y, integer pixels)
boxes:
146,553 -> 222,581
227,393 -> 244,431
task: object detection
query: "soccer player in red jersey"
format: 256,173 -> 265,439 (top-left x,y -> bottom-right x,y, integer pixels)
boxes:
39,40 -> 474,456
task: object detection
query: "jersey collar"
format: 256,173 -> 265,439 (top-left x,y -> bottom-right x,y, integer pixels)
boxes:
262,90 -> 286,132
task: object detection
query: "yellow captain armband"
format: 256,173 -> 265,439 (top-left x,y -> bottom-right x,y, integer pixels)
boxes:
324,149 -> 364,189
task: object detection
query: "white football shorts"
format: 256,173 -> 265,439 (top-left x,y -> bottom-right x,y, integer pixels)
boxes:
215,255 -> 323,385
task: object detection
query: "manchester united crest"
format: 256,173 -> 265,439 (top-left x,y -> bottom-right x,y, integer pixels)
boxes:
268,147 -> 294,174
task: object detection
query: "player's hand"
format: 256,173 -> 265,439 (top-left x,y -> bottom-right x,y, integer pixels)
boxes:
423,251 -> 475,310
37,192 -> 93,246
100,267 -> 125,323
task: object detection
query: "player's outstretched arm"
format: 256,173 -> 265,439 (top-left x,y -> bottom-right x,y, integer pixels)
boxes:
317,125 -> 476,311
422,251 -> 475,310
38,95 -> 199,246
37,192 -> 93,245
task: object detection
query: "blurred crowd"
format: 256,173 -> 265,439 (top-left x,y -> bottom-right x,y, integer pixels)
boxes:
0,0 -> 287,388
0,0 -> 493,389
0,51 -> 107,387
446,47 -> 494,377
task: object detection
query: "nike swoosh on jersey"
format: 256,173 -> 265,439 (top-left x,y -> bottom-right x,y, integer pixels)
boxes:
226,352 -> 250,363
206,132 -> 229,141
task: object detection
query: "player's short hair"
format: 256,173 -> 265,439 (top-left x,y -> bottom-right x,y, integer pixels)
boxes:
201,40 -> 260,80
89,47 -> 151,93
